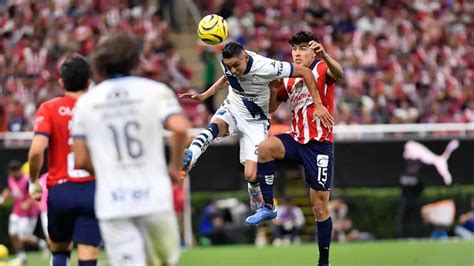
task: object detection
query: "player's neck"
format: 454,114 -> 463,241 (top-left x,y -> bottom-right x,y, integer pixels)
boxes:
64,91 -> 85,99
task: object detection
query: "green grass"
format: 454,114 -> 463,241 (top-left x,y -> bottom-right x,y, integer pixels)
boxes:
15,239 -> 474,266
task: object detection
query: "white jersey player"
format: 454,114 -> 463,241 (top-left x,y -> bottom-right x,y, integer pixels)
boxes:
71,32 -> 190,266
180,42 -> 332,211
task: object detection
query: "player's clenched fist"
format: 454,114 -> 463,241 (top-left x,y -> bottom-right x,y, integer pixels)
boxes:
309,40 -> 327,58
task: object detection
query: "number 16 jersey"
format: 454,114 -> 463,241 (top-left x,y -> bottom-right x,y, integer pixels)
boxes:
71,76 -> 183,220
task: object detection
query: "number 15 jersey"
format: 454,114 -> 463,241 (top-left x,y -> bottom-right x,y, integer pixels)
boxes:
71,76 -> 183,220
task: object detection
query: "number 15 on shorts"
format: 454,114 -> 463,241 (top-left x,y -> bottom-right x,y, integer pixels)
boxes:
317,154 -> 329,188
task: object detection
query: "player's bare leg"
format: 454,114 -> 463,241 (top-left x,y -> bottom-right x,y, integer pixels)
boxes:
310,189 -> 332,266
10,234 -> 26,264
183,117 -> 229,172
77,244 -> 100,265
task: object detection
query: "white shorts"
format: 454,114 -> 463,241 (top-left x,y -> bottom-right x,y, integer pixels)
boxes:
8,213 -> 38,240
214,102 -> 269,163
99,211 -> 180,266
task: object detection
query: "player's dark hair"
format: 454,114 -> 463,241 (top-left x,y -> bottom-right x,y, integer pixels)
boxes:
60,54 -> 91,92
288,31 -> 320,46
222,42 -> 245,59
8,160 -> 22,171
92,31 -> 140,78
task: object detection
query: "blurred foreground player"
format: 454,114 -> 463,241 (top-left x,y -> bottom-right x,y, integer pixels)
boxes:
72,32 -> 189,266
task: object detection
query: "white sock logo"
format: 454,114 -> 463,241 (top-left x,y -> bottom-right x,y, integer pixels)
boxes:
264,175 -> 274,185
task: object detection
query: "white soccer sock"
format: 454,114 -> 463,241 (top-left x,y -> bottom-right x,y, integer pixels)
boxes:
188,127 -> 217,164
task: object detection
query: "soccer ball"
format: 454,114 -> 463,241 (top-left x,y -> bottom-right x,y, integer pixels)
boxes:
0,244 -> 8,260
197,14 -> 228,45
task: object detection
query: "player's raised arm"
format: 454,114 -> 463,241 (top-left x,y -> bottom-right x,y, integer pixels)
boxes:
291,64 -> 334,128
179,75 -> 228,102
309,40 -> 344,80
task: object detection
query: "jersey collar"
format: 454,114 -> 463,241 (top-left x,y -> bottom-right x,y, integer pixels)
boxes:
243,53 -> 254,75
310,59 -> 320,70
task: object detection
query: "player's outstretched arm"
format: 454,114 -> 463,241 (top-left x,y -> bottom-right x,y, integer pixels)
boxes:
269,79 -> 285,113
165,114 -> 190,183
179,75 -> 228,102
73,138 -> 95,175
309,41 -> 344,80
292,64 -> 334,128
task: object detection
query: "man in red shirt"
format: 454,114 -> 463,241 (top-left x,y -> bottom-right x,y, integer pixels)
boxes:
245,31 -> 343,266
28,54 -> 101,266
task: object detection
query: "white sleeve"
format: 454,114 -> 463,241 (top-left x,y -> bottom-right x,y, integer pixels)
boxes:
156,86 -> 183,124
260,58 -> 294,80
71,97 -> 88,139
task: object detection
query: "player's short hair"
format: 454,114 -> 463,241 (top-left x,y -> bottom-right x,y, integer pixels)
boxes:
8,160 -> 22,172
222,42 -> 245,59
92,31 -> 140,78
60,54 -> 91,92
288,31 -> 320,46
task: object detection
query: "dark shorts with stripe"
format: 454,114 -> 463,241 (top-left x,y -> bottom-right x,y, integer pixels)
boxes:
47,180 -> 101,246
276,134 -> 333,191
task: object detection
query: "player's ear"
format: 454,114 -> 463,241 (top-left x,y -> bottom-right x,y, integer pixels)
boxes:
58,78 -> 64,89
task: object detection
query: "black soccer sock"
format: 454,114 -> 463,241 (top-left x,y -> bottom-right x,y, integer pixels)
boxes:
79,259 -> 97,266
51,251 -> 71,266
317,217 -> 333,264
257,161 -> 276,208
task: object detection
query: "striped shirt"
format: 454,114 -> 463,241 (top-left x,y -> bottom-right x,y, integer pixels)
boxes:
277,60 -> 335,144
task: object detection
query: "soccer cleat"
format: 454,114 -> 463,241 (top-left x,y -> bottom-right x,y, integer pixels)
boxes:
247,183 -> 264,211
317,264 -> 330,266
245,204 -> 277,225
182,149 -> 195,173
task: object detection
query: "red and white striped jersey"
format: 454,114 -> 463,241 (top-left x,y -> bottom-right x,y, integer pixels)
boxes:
277,60 -> 335,144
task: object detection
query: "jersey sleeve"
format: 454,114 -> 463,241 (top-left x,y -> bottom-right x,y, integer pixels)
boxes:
71,97 -> 88,139
260,58 -> 294,80
33,104 -> 52,137
156,86 -> 183,124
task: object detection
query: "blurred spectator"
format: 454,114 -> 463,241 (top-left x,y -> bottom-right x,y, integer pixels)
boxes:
329,196 -> 374,242
397,159 -> 424,238
198,198 -> 249,245
454,197 -> 474,239
196,0 -> 473,127
1,1 -> 473,131
271,196 -> 305,246
0,1 -> 193,131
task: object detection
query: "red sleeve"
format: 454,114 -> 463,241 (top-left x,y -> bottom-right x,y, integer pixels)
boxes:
33,104 -> 52,137
277,87 -> 289,102
319,62 -> 335,84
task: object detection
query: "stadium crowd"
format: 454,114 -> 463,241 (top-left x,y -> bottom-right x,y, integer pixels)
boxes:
1,0 -> 473,132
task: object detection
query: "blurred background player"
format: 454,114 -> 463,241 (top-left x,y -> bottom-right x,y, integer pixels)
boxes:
0,160 -> 47,265
72,32 -> 190,266
271,196 -> 305,246
28,54 -> 101,266
180,42 -> 333,212
245,31 -> 343,266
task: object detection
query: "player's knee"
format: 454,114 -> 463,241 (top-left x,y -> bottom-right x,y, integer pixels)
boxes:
244,167 -> 257,182
313,203 -> 329,221
257,141 -> 274,162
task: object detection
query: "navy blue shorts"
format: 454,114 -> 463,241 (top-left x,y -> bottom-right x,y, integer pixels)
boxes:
276,134 -> 333,191
47,181 -> 101,246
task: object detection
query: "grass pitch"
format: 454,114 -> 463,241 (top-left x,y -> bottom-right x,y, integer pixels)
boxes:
18,239 -> 474,266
